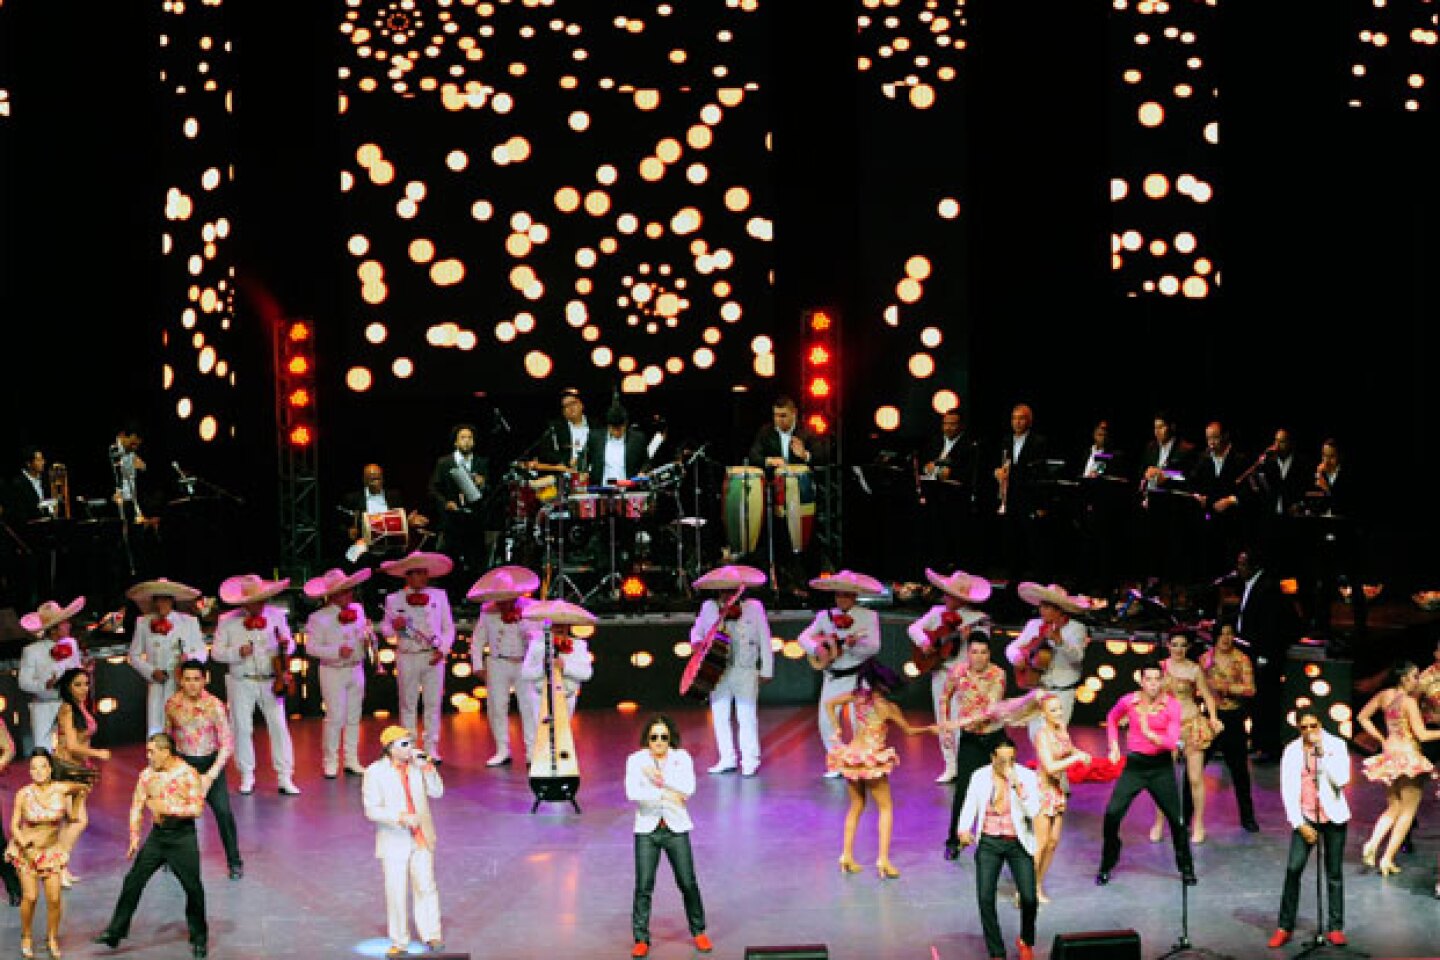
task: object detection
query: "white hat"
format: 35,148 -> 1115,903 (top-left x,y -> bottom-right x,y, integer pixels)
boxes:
1016,582 -> 1093,616
693,564 -> 767,591
20,597 -> 85,635
466,565 -> 541,602
925,568 -> 991,604
125,578 -> 202,614
219,574 -> 291,606
303,567 -> 373,600
522,599 -> 598,627
380,551 -> 454,579
808,570 -> 884,597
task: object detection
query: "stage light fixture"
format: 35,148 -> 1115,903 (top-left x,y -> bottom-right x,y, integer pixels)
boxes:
287,388 -> 312,409
621,575 -> 649,601
288,426 -> 313,447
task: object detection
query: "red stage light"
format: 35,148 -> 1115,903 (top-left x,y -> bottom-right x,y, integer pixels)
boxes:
287,356 -> 311,376
808,376 -> 831,399
807,413 -> 829,435
288,425 -> 313,447
809,311 -> 831,332
807,345 -> 830,366
621,575 -> 648,600
287,321 -> 312,343
287,388 -> 311,408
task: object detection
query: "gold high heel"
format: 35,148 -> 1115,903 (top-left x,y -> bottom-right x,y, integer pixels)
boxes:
46,937 -> 61,959
838,857 -> 862,874
1190,827 -> 1206,845
20,938 -> 33,959
877,861 -> 900,879
1360,840 -> 1378,871
1379,860 -> 1401,877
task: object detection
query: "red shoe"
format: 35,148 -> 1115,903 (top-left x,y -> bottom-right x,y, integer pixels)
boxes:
631,943 -> 649,958
1267,930 -> 1291,948
1326,931 -> 1348,947
694,933 -> 714,953
1016,938 -> 1034,960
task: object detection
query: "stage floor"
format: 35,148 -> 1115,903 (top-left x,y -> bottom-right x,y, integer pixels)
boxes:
2,706 -> 1437,960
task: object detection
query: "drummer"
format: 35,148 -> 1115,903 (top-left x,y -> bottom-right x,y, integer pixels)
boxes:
579,403 -> 652,487
689,564 -> 774,777
798,570 -> 883,777
745,397 -> 825,599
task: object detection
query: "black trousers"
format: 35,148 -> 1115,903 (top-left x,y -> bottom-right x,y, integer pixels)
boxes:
947,730 -> 1006,845
1100,751 -> 1194,875
1278,821 -> 1346,932
103,819 -> 208,946
1183,707 -> 1256,824
180,752 -> 242,868
975,835 -> 1037,957
632,825 -> 705,943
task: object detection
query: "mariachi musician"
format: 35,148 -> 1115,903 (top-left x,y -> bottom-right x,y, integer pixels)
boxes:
688,564 -> 773,777
1005,582 -> 1092,742
907,569 -> 992,784
798,570 -> 883,777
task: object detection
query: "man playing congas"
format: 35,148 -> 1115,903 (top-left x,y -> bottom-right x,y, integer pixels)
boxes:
745,396 -> 824,598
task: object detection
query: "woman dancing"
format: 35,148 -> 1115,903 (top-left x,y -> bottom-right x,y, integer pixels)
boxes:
5,750 -> 89,958
1032,693 -> 1091,903
1149,631 -> 1223,844
1357,661 -> 1439,876
827,659 -> 935,878
51,668 -> 110,886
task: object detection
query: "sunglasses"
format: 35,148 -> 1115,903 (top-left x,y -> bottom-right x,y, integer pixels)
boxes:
392,739 -> 413,748
1298,723 -> 1320,730
648,733 -> 670,742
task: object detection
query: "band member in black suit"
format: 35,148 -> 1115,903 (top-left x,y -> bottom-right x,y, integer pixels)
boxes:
580,404 -> 652,486
1304,438 -> 1366,649
1135,411 -> 1199,605
1188,421 -> 1247,583
1238,427 -> 1309,589
533,389 -> 592,472
919,407 -> 981,576
993,403 -> 1052,615
1232,548 -> 1302,762
746,397 -> 825,599
338,464 -> 431,571
427,424 -> 490,583
1072,420 -> 1130,600
0,446 -> 50,608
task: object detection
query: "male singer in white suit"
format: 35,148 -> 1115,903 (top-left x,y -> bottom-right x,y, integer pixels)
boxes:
364,725 -> 445,958
956,737 -> 1042,960
1267,712 -> 1352,950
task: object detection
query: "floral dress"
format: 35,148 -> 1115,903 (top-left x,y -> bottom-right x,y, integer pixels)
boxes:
52,703 -> 100,787
1362,693 -> 1434,784
1162,660 -> 1214,752
4,784 -> 72,877
827,693 -> 900,780
1035,725 -> 1076,816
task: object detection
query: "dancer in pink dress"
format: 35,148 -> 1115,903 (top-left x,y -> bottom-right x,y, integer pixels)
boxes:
1356,661 -> 1439,876
1031,693 -> 1091,903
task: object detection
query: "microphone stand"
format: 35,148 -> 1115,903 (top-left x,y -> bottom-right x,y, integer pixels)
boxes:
1293,739 -> 1368,960
1157,729 -> 1233,960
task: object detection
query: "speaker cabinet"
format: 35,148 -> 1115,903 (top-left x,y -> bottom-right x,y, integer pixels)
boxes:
743,946 -> 829,960
1051,929 -> 1141,959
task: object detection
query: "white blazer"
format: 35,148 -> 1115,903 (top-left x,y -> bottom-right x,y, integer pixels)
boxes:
798,606 -> 881,670
363,757 -> 444,858
1281,731 -> 1351,828
690,598 -> 774,678
626,748 -> 696,834
956,763 -> 1043,856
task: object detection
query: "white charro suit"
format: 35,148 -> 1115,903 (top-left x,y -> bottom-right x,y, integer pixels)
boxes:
363,756 -> 444,948
128,611 -> 208,734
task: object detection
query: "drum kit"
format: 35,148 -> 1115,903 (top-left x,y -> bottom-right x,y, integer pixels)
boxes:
492,453 -> 818,605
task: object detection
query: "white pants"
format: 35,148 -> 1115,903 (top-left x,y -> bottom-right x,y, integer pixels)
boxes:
1026,687 -> 1076,743
710,667 -> 761,767
484,656 -> 525,756
27,700 -> 61,752
930,669 -> 958,771
397,652 -> 446,757
226,676 -> 295,779
818,672 -> 860,748
145,678 -> 178,736
520,682 -> 575,757
380,845 -> 441,946
318,664 -> 365,771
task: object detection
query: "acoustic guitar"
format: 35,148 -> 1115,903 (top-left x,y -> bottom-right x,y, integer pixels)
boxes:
529,627 -> 582,813
910,614 -> 984,674
1012,623 -> 1063,690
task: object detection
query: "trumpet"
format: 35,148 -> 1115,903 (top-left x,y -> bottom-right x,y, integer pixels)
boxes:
49,462 -> 71,519
996,450 -> 1011,516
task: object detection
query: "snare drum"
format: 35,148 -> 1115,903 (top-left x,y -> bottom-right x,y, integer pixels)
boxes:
775,465 -> 816,552
363,508 -> 409,552
723,466 -> 765,554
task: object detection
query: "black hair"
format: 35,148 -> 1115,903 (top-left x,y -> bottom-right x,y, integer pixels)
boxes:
856,658 -> 902,696
1140,660 -> 1165,678
1390,660 -> 1418,687
178,659 -> 208,678
966,630 -> 992,648
27,747 -> 53,765
58,667 -> 94,716
147,732 -> 176,753
606,404 -> 629,427
773,395 -> 798,411
18,445 -> 42,466
450,422 -> 478,445
992,736 -> 1017,755
640,714 -> 681,749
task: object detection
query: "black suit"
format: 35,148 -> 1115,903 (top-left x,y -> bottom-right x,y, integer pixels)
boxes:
1188,448 -> 1248,581
1239,455 -> 1309,577
1236,569 -> 1302,757
1073,446 -> 1130,596
583,429 -> 651,484
1304,466 -> 1366,645
746,424 -> 825,468
427,453 -> 491,580
1136,438 -> 1200,593
337,487 -> 414,569
995,432 -> 1053,601
919,433 -> 981,575
536,419 -> 591,471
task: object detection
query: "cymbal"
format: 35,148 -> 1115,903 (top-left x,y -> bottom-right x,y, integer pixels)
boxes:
671,517 -> 707,528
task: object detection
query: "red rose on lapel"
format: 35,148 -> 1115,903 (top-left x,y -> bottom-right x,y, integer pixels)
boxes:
338,608 -> 359,625
151,618 -> 173,635
406,593 -> 429,607
831,612 -> 853,630
243,616 -> 266,630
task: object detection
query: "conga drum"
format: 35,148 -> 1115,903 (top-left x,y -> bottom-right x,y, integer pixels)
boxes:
776,465 -> 816,552
723,466 -> 764,554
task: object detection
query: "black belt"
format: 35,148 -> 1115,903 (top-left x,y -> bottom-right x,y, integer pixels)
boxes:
826,663 -> 864,679
1043,681 -> 1081,692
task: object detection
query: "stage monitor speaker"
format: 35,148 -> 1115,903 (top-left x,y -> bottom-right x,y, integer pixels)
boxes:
743,946 -> 829,960
1284,647 -> 1353,740
1051,929 -> 1141,959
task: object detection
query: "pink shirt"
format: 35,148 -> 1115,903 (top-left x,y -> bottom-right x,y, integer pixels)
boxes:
1299,753 -> 1328,824
1107,691 -> 1182,755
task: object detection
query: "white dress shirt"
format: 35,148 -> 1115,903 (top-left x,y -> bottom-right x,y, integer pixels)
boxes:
128,611 -> 208,681
603,435 -> 628,484
211,607 -> 294,677
626,748 -> 696,833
